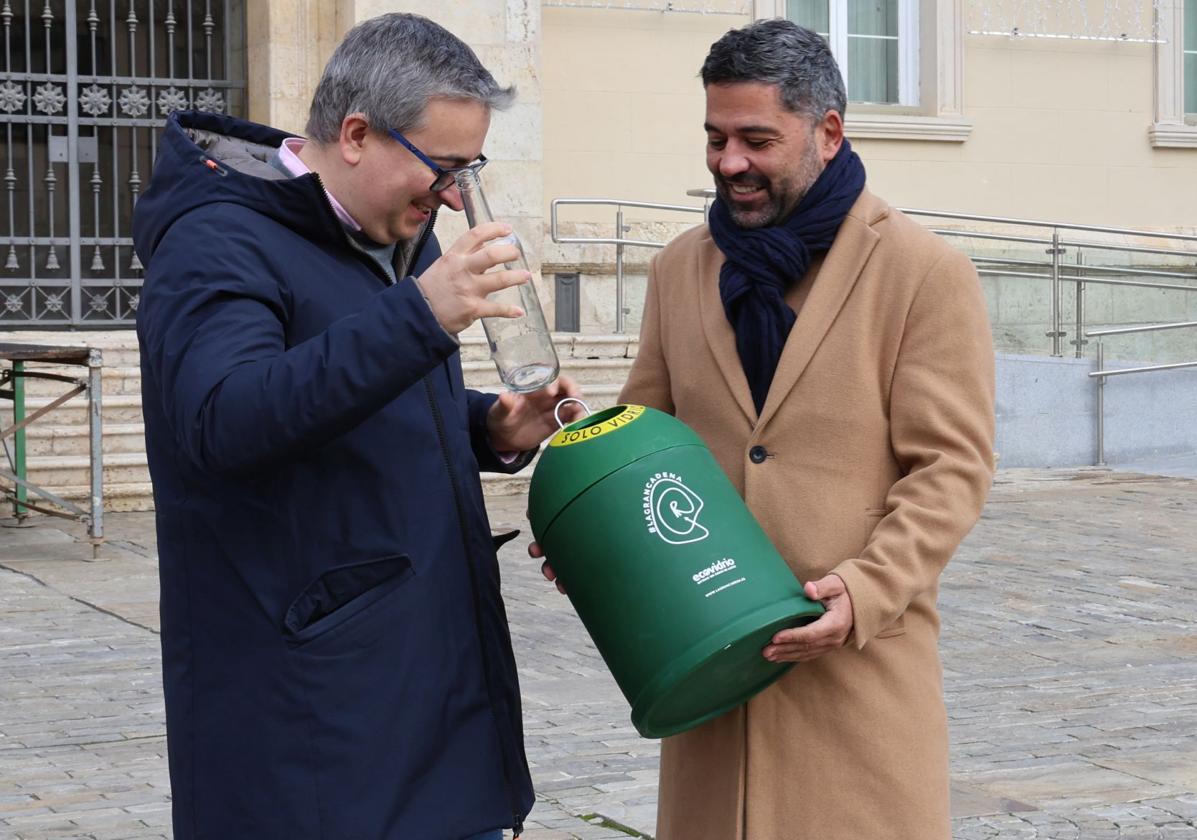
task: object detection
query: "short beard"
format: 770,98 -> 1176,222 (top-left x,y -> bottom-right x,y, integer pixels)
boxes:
717,176 -> 800,229
715,142 -> 825,230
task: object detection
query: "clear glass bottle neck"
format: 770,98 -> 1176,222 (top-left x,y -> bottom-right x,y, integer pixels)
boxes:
454,169 -> 494,229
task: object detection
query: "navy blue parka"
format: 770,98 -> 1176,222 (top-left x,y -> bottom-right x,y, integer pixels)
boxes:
133,111 -> 535,839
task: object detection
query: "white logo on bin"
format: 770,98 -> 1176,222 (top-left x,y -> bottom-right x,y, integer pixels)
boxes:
692,557 -> 736,584
643,472 -> 710,545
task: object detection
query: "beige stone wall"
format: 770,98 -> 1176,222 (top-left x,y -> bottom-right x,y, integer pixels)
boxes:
543,8 -> 744,223
864,35 -> 1197,230
246,0 -> 351,135
541,7 -> 1197,233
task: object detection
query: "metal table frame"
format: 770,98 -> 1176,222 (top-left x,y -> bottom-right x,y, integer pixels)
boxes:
0,343 -> 103,558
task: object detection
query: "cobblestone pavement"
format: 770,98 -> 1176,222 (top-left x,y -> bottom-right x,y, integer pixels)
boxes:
1,467 -> 1195,839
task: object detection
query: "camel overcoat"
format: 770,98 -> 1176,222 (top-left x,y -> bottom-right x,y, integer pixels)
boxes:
619,190 -> 995,840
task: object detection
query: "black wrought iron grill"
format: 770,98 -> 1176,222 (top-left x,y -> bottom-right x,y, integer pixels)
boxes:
0,1 -> 246,327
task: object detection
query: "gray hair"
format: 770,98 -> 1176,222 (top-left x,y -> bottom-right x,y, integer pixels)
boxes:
306,13 -> 515,142
701,19 -> 847,122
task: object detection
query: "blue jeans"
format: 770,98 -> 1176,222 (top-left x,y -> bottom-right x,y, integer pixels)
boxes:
461,831 -> 504,840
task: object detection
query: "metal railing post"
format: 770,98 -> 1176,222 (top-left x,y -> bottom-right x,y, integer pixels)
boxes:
1095,340 -> 1106,466
12,360 -> 25,517
87,348 -> 104,558
615,205 -> 626,334
1073,252 -> 1087,359
1048,230 -> 1064,356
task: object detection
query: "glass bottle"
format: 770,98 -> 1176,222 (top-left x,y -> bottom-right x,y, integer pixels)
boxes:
454,168 -> 560,393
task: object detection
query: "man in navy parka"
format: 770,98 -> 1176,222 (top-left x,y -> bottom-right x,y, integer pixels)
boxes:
133,14 -> 579,840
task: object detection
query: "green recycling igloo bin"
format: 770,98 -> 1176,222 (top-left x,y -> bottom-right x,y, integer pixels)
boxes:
528,404 -> 824,738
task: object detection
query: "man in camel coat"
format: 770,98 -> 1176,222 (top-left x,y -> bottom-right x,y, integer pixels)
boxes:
545,19 -> 995,840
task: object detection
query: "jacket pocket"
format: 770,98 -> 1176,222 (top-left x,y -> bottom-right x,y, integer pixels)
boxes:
283,554 -> 413,646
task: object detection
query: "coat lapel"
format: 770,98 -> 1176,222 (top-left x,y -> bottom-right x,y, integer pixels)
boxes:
755,192 -> 886,431
696,230 -> 758,425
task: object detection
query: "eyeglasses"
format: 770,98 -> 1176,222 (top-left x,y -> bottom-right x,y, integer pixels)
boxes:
387,127 -> 488,192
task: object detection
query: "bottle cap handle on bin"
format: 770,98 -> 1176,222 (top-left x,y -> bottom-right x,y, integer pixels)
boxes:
554,397 -> 592,430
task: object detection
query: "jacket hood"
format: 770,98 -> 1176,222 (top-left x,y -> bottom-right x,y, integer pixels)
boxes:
132,111 -> 347,264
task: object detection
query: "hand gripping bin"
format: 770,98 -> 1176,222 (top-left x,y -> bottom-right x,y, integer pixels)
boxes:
528,404 -> 824,738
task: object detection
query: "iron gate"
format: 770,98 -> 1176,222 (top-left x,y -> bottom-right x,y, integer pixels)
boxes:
0,1 -> 245,327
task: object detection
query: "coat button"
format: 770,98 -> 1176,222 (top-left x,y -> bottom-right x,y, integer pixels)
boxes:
749,445 -> 768,464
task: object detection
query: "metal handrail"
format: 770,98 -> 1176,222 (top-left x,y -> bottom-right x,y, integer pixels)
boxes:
552,194 -> 1197,467
1086,321 -> 1197,465
900,208 -> 1197,243
925,229 -> 1197,261
683,189 -> 1197,355
550,195 -> 1197,351
976,270 -> 1197,294
975,256 -> 1197,283
550,198 -> 705,332
687,188 -> 1197,245
896,209 -> 1197,357
1091,360 -> 1197,378
1088,320 -> 1197,338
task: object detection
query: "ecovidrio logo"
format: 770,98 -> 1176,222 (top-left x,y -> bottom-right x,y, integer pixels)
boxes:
642,472 -> 709,545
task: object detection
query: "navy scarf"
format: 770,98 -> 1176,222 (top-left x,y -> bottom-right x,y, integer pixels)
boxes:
710,138 -> 866,414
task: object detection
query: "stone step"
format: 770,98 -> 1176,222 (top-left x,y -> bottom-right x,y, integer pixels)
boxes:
13,338 -> 640,399
12,385 -> 626,449
26,481 -> 155,513
563,383 -> 623,410
3,330 -> 641,511
18,353 -> 640,397
17,423 -> 145,457
36,478 -> 535,509
24,462 -> 534,509
24,475 -> 531,513
25,356 -> 639,399
15,406 -> 636,507
10,372 -> 627,431
480,470 -> 533,496
17,386 -> 624,498
43,476 -> 533,510
24,451 -> 150,489
5,394 -> 145,426
463,357 -> 635,389
477,384 -> 635,496
23,465 -> 535,513
459,332 -> 638,363
1,332 -> 637,369
15,364 -> 143,398
0,329 -> 142,367
89,357 -> 638,396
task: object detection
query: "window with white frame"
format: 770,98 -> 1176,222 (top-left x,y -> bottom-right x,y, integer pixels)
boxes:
784,0 -> 919,106
1187,0 -> 1196,114
1150,0 -> 1197,145
753,0 -> 969,141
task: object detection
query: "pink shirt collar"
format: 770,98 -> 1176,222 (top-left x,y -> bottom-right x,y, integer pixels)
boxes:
277,137 -> 362,232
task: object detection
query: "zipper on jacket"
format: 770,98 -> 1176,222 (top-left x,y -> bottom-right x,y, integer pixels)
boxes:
308,172 -> 520,832
422,377 -> 525,837
407,208 -> 438,274
309,172 -> 404,288
310,177 -> 457,399
306,180 -> 449,406
403,208 -> 462,399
